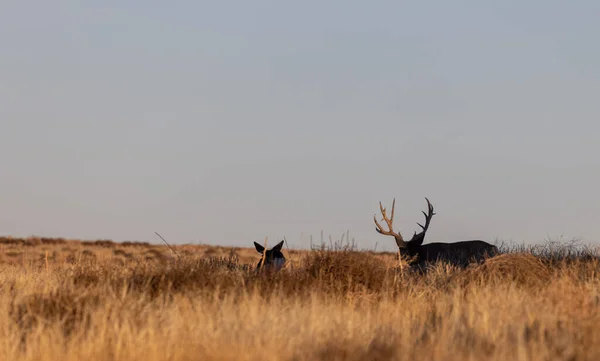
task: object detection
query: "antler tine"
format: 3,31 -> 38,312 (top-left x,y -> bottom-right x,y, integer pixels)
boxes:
416,197 -> 435,231
373,214 -> 386,234
415,199 -> 434,229
390,198 -> 395,226
374,201 -> 390,235
378,201 -> 386,218
379,200 -> 394,233
407,197 -> 437,246
425,197 -> 435,215
374,198 -> 404,245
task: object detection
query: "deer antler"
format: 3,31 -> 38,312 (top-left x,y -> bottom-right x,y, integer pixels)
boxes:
409,197 -> 436,246
374,198 -> 406,248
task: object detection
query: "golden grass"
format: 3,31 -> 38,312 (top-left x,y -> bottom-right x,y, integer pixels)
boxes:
0,236 -> 599,360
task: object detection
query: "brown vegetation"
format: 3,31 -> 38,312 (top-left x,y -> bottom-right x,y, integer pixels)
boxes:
0,236 -> 599,360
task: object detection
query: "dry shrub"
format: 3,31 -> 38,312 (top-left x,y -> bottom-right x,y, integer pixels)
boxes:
40,237 -> 66,245
23,237 -> 42,246
65,253 -> 77,264
121,241 -> 151,247
0,236 -> 65,247
302,249 -> 391,294
10,289 -> 101,338
113,257 -> 247,299
0,236 -> 19,245
145,249 -> 165,257
70,265 -> 104,288
81,249 -> 96,259
203,246 -> 220,256
113,249 -> 133,259
91,240 -> 115,248
144,249 -> 169,264
0,237 -> 37,246
179,248 -> 196,257
311,337 -> 397,361
463,253 -> 552,288
550,257 -> 600,280
204,255 -> 249,271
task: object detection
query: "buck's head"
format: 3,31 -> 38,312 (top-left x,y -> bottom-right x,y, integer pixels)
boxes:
254,240 -> 286,270
373,197 -> 436,255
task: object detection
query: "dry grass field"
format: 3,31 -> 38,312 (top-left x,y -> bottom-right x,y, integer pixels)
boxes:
0,235 -> 599,361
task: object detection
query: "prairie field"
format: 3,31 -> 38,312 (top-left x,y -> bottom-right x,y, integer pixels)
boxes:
0,236 -> 599,361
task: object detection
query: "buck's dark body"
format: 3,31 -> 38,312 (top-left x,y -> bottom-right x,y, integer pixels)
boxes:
404,240 -> 499,268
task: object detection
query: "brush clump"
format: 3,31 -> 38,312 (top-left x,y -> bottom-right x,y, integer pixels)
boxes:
462,252 -> 552,287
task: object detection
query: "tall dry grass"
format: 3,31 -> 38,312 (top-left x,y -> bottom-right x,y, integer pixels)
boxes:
0,237 -> 599,360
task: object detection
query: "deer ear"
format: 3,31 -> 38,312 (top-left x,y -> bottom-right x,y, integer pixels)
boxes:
254,241 -> 265,253
408,231 -> 425,246
273,240 -> 285,251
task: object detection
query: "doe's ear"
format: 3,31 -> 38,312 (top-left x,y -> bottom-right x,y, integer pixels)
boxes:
273,240 -> 285,251
254,241 -> 265,253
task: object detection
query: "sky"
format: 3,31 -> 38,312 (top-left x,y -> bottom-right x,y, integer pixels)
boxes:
1,1 -> 599,252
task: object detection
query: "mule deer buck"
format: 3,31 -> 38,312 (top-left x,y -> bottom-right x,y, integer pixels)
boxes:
254,240 -> 286,271
374,198 -> 498,269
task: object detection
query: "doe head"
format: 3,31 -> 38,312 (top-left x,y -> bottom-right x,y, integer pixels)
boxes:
254,240 -> 286,271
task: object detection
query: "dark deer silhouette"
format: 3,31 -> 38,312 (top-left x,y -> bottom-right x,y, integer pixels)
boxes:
254,240 -> 286,270
374,198 -> 498,269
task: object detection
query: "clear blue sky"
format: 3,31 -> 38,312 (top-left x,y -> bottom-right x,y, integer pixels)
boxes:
1,1 -> 599,251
